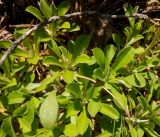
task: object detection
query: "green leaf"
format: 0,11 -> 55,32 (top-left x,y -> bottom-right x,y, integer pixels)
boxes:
88,100 -> 101,117
7,91 -> 25,104
26,6 -> 44,22
58,1 -> 70,16
66,101 -> 81,118
105,83 -> 128,110
126,35 -> 144,46
13,48 -> 30,58
43,56 -> 63,68
75,35 -> 90,55
105,44 -> 116,73
112,33 -> 122,49
92,48 -> 105,69
18,104 -> 34,133
0,40 -> 11,48
39,92 -> 59,130
76,108 -> 89,135
100,103 -> 120,120
111,46 -> 135,73
40,0 -> 51,19
63,123 -> 78,136
2,78 -> 17,90
123,73 -> 146,87
73,54 -> 91,65
63,70 -> 74,84
66,83 -> 82,99
34,25 -> 50,50
1,117 -> 16,137
47,40 -> 62,59
96,131 -> 113,137
128,123 -> 137,137
35,72 -> 60,92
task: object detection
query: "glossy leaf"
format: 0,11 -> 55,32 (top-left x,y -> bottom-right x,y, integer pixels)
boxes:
39,92 -> 59,130
26,6 -> 44,22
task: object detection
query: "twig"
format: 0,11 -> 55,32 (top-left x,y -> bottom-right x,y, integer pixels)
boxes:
0,11 -> 159,66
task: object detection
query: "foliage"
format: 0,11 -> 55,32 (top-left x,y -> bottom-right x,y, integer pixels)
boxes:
0,1 -> 160,137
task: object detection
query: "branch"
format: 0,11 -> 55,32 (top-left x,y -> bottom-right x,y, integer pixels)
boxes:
0,11 -> 158,66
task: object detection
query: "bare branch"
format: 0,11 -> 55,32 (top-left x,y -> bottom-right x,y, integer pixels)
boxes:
0,11 -> 158,66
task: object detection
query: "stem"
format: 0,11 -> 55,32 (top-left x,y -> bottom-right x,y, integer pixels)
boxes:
75,74 -> 130,116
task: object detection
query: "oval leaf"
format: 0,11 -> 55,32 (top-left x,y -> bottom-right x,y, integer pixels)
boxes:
105,44 -> 116,73
88,100 -> 101,117
92,48 -> 105,69
63,70 -> 74,84
43,56 -> 63,68
40,0 -> 51,19
76,108 -> 89,135
100,103 -> 119,120
39,92 -> 59,130
26,6 -> 44,22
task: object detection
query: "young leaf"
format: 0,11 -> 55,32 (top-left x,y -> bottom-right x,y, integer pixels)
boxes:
111,46 -> 135,73
126,35 -> 144,46
76,108 -> 89,135
58,1 -> 70,16
63,70 -> 74,84
100,103 -> 120,120
105,44 -> 116,73
88,100 -> 101,117
92,48 -> 105,69
40,0 -> 51,19
26,6 -> 44,22
39,92 -> 59,130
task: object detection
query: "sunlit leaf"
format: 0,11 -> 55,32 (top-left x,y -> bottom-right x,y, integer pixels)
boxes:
26,6 -> 44,22
76,108 -> 89,135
